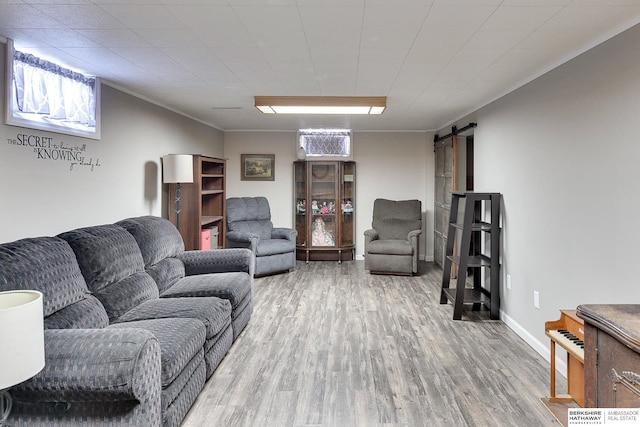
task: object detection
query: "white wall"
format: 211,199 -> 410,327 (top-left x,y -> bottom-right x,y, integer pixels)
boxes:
224,131 -> 297,231
353,132 -> 433,260
444,22 -> 640,360
0,41 -> 224,242
224,130 -> 434,259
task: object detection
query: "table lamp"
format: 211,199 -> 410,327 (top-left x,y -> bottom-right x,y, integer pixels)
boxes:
162,154 -> 194,229
0,290 -> 45,426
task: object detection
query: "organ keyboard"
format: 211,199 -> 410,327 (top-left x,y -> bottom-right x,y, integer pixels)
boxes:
545,309 -> 585,407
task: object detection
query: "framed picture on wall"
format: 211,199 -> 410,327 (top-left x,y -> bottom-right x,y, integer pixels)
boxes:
241,154 -> 275,181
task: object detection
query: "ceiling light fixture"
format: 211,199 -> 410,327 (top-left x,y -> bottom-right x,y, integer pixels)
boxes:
255,96 -> 386,115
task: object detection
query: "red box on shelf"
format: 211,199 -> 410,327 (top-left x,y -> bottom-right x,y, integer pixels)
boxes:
200,229 -> 211,250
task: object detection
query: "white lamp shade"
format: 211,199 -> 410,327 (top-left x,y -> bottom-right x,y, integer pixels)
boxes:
162,154 -> 194,184
0,290 -> 45,390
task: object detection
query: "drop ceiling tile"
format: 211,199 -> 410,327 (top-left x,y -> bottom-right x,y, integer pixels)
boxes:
481,6 -> 563,31
61,47 -> 143,75
99,5 -> 183,30
211,46 -> 266,65
0,5 -> 63,29
503,0 -> 571,5
432,0 -> 502,7
136,29 -> 204,49
405,29 -> 475,63
358,47 -> 410,63
77,29 -> 151,48
453,47 -> 510,63
18,28 -> 100,48
465,29 -> 531,50
423,6 -> 496,31
361,6 -> 430,50
234,5 -> 305,42
258,44 -> 313,65
517,28 -> 588,51
115,47 -> 182,72
497,47 -> 567,69
167,5 -> 255,48
309,45 -> 361,64
541,5 -> 640,33
30,5 -> 125,29
355,62 -> 399,93
570,0 -> 640,6
22,0 -> 93,4
298,5 -> 363,50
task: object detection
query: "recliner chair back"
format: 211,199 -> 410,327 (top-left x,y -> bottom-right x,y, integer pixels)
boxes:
226,196 -> 273,240
372,198 -> 422,240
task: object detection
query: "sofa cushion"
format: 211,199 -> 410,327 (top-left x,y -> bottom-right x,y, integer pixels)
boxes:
109,317 -> 206,388
44,295 -> 110,330
117,216 -> 184,267
117,216 -> 187,295
0,236 -> 109,329
366,239 -> 413,256
115,297 -> 231,340
160,272 -> 251,312
146,258 -> 185,295
256,238 -> 296,256
59,224 -> 160,323
99,271 -> 161,323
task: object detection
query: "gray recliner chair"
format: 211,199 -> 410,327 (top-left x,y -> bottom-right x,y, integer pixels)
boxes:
364,198 -> 422,275
226,196 -> 297,276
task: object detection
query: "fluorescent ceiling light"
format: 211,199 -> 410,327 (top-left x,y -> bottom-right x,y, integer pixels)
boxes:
255,96 -> 386,115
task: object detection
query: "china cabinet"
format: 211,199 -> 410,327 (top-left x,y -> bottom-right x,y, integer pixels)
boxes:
294,161 -> 355,262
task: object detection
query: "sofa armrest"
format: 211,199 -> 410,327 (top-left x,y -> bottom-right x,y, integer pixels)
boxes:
180,248 -> 254,276
12,328 -> 160,403
363,228 -> 379,243
272,227 -> 297,241
225,230 -> 259,252
407,229 -> 422,241
226,230 -> 259,244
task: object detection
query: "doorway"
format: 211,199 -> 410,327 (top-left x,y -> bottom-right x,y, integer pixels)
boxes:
433,125 -> 475,268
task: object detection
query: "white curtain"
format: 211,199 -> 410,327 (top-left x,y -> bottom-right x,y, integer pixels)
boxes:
12,51 -> 96,127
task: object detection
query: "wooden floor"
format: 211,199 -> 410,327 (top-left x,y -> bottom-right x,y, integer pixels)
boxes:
182,261 -> 560,427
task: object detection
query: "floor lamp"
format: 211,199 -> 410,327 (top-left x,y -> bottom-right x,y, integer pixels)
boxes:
162,154 -> 194,229
0,290 -> 45,426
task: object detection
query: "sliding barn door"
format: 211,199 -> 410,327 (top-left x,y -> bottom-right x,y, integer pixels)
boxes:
434,135 -> 457,268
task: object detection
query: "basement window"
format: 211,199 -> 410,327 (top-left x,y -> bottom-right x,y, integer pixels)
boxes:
298,129 -> 352,159
5,39 -> 101,139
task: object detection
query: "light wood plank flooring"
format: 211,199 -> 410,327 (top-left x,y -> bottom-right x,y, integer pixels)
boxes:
182,261 -> 560,427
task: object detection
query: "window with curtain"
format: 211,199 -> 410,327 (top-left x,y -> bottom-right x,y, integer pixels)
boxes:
298,129 -> 352,159
6,40 -> 100,139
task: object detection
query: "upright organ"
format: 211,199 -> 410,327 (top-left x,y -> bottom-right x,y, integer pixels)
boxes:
545,309 -> 585,407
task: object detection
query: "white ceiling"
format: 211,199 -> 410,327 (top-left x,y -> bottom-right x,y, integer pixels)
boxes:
2,0 -> 640,131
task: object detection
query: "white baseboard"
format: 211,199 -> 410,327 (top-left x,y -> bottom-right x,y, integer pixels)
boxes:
501,310 -> 567,378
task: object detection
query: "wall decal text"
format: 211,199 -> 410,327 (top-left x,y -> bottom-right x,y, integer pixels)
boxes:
7,132 -> 101,171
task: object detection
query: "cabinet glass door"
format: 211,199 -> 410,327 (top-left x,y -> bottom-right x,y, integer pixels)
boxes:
294,161 -> 307,247
310,162 -> 337,247
341,162 -> 355,247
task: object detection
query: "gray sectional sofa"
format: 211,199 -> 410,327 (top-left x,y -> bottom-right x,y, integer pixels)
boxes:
0,216 -> 254,427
